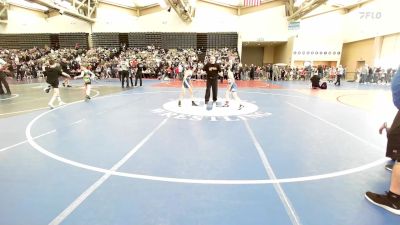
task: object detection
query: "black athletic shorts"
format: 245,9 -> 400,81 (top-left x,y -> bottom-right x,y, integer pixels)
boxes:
387,111 -> 400,161
47,79 -> 59,88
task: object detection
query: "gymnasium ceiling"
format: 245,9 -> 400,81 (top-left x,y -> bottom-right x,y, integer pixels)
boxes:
6,0 -> 369,11
2,0 -> 373,24
94,0 -> 364,7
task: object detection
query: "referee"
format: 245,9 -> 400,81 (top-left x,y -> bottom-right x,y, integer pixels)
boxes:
135,59 -> 146,87
204,56 -> 221,104
60,58 -> 72,87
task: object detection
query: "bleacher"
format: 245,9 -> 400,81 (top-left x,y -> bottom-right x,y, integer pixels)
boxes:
207,32 -> 238,49
92,32 -> 120,48
0,32 -> 238,51
59,33 -> 89,49
0,33 -> 51,49
127,32 -> 236,50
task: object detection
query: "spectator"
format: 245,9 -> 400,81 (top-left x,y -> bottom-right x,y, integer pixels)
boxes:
0,58 -> 12,95
365,68 -> 400,215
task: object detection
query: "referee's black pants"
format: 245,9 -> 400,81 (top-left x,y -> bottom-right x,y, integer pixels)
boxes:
387,110 -> 400,160
0,76 -> 11,94
135,73 -> 143,86
121,70 -> 129,87
205,77 -> 218,103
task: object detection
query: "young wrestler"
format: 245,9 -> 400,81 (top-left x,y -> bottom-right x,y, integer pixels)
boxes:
223,66 -> 244,110
44,59 -> 71,109
74,65 -> 96,100
178,66 -> 198,107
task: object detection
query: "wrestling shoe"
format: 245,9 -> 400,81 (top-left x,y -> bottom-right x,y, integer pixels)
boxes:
365,191 -> 400,215
385,163 -> 394,172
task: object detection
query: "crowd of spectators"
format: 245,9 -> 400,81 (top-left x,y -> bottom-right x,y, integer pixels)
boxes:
240,64 -> 396,84
0,46 -> 241,82
0,46 -> 396,87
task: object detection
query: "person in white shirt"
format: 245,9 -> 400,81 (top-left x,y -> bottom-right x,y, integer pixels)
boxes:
335,65 -> 344,86
119,58 -> 130,88
0,58 -> 12,95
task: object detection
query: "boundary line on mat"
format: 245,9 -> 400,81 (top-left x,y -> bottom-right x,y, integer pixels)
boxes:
0,90 -> 100,116
244,119 -> 302,225
0,94 -> 19,101
24,91 -> 388,184
1,91 -> 177,153
286,102 -> 384,152
48,118 -> 169,225
0,130 -> 56,152
336,93 -> 368,109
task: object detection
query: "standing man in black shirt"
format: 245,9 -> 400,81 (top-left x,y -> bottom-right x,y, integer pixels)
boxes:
44,60 -> 70,109
135,59 -> 146,87
204,56 -> 222,104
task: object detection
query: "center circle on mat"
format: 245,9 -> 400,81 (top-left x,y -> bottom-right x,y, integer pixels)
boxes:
162,98 -> 258,117
0,94 -> 19,100
26,91 -> 385,185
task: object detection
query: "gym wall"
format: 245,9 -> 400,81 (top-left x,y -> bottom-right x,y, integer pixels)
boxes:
343,0 -> 400,43
263,45 -> 274,65
341,38 -> 375,79
0,5 -> 90,33
242,46 -> 263,66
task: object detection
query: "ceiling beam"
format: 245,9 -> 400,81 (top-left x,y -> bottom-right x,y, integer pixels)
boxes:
287,0 -> 327,21
0,0 -> 7,23
301,0 -> 374,20
165,0 -> 194,22
0,5 -> 7,16
34,0 -> 96,23
138,4 -> 163,17
287,0 -> 294,16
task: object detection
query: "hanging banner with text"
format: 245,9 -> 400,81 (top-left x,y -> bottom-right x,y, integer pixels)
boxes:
288,21 -> 300,30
